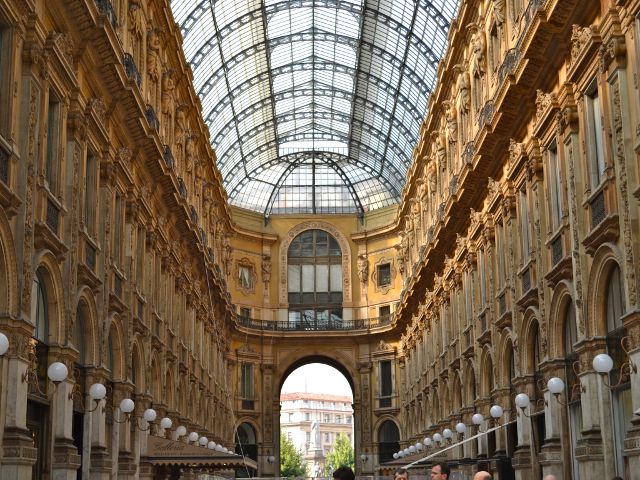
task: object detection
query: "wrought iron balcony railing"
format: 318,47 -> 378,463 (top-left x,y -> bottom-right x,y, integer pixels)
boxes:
236,314 -> 393,332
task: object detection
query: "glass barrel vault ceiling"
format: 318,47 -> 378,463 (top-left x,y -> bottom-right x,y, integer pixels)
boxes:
170,0 -> 460,216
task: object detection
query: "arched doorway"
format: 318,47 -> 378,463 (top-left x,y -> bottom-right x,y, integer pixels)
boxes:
236,422 -> 258,478
377,420 -> 399,464
278,358 -> 355,478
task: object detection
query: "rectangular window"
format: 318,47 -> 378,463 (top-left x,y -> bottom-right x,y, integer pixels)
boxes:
585,82 -> 606,188
306,432 -> 311,444
377,263 -> 392,287
325,433 -> 330,443
241,363 -> 253,399
83,152 -> 96,235
379,305 -> 391,319
496,222 -> 506,288
305,412 -> 310,421
519,187 -> 530,263
547,143 -> 563,231
239,307 -> 251,319
113,192 -> 123,266
45,91 -> 61,193
335,415 -> 341,424
136,227 -> 145,286
380,360 -> 392,400
479,248 -> 487,305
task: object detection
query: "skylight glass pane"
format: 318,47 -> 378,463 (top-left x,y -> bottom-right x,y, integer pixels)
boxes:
170,0 -> 460,214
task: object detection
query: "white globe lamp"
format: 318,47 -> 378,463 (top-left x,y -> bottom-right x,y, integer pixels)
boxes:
47,362 -> 68,383
490,405 -> 504,419
143,408 -> 157,422
199,436 -> 208,446
593,353 -> 614,374
89,383 -> 107,400
160,417 -> 173,429
455,422 -> 466,434
188,432 -> 199,442
0,332 -> 9,356
515,393 -> 530,410
176,425 -> 187,437
119,398 -> 135,414
443,428 -> 453,439
547,377 -> 565,395
472,413 -> 484,425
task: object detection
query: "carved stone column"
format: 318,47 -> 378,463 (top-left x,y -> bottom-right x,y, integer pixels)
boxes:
622,311 -> 640,479
113,382 -> 136,479
0,328 -> 37,480
49,348 -> 81,480
87,368 -> 111,480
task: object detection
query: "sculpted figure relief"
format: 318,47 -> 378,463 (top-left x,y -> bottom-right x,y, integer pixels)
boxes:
445,101 -> 458,143
492,0 -> 505,26
129,0 -> 145,38
457,71 -> 471,113
357,254 -> 369,284
427,160 -> 437,196
147,28 -> 161,82
471,30 -> 486,75
435,132 -> 446,171
261,254 -> 271,284
161,70 -> 176,140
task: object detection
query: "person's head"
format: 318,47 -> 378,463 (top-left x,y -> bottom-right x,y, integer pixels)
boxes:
332,466 -> 355,480
474,471 -> 492,480
610,477 -> 623,480
394,468 -> 409,480
431,462 -> 450,480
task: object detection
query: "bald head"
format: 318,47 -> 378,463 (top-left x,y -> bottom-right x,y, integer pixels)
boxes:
474,471 -> 492,480
543,476 -> 557,480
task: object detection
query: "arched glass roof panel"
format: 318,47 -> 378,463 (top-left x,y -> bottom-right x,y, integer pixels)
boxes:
170,0 -> 460,215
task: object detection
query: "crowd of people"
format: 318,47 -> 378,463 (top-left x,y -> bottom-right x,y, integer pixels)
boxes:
328,463 -> 625,480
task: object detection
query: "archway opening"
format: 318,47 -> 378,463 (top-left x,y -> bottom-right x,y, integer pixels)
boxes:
279,360 -> 354,478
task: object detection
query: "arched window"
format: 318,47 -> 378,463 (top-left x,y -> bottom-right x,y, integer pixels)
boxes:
378,420 -> 400,464
235,422 -> 258,463
31,270 -> 48,342
287,230 -> 342,327
74,303 -> 87,366
605,265 -> 631,477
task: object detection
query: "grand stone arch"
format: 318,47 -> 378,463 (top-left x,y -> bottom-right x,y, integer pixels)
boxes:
264,349 -> 367,475
278,221 -> 353,307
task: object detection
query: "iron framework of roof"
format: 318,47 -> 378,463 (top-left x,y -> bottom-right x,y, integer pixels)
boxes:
170,0 -> 459,216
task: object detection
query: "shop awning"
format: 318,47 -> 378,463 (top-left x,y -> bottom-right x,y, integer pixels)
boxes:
144,436 -> 258,469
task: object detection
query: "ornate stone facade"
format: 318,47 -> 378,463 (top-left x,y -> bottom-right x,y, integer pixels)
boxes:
2,1 -> 640,480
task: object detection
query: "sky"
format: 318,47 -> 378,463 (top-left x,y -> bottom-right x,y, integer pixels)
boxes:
281,363 -> 353,399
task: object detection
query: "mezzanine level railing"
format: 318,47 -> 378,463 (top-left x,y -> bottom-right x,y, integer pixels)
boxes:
236,314 -> 393,332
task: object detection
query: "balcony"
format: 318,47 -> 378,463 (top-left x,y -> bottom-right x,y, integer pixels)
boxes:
236,314 -> 393,332
122,53 -> 142,88
0,142 -> 8,185
94,0 -> 117,29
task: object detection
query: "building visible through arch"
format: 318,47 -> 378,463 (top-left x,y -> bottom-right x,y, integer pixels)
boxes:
0,1 -> 640,480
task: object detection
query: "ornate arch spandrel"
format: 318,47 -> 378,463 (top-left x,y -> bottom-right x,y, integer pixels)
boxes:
0,208 -> 18,317
278,221 -> 352,306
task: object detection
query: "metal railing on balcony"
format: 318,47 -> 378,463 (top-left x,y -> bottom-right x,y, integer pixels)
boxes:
163,145 -> 174,169
590,190 -> 606,228
236,314 -> 393,332
122,53 -> 142,88
145,105 -> 159,131
46,199 -> 60,235
0,142 -> 9,185
551,236 -> 563,265
94,0 -> 117,29
85,241 -> 97,271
